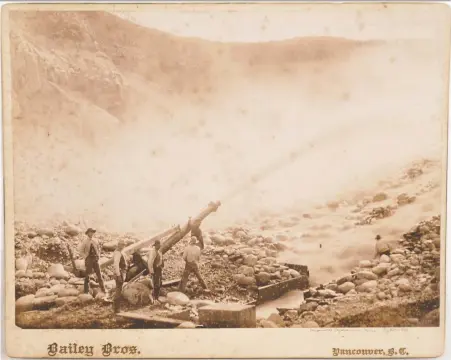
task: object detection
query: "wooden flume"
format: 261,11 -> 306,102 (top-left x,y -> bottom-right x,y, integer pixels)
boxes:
99,201 -> 221,269
99,226 -> 178,269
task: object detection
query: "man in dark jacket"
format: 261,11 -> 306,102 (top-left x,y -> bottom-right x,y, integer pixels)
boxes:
147,239 -> 164,299
112,239 -> 128,313
78,228 -> 106,294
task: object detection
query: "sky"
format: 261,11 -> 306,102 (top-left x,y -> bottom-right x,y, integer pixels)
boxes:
116,3 -> 449,43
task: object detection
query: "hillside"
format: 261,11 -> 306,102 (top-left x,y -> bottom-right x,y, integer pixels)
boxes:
9,10 -> 384,230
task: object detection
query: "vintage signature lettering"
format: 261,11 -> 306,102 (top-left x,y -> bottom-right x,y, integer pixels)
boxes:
101,343 -> 140,357
47,343 -> 94,357
332,347 -> 409,357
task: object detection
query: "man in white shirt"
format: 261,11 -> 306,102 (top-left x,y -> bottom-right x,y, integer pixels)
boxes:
147,239 -> 164,299
178,236 -> 208,292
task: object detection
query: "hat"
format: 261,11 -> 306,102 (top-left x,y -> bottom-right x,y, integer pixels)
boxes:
375,235 -> 381,240
154,239 -> 161,246
85,228 -> 96,235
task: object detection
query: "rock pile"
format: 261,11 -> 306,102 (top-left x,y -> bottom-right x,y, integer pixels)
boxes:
257,216 -> 441,328
204,228 -> 301,289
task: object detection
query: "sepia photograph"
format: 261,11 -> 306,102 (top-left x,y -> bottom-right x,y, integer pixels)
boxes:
2,2 -> 450,358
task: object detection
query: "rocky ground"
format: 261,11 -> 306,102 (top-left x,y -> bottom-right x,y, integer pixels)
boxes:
15,214 -> 441,329
258,216 -> 441,328
15,160 -> 442,329
15,217 -> 303,328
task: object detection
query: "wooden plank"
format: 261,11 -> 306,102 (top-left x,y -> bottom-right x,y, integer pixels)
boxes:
162,279 -> 181,287
99,227 -> 178,269
257,275 -> 309,304
116,312 -> 185,326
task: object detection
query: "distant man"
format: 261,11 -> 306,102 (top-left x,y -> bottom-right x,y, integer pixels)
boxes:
147,239 -> 164,299
79,228 -> 106,294
179,235 -> 208,292
374,234 -> 391,258
112,239 -> 128,313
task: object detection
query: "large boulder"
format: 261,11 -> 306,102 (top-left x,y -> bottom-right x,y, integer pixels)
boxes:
337,282 -> 355,294
243,255 -> 258,266
15,270 -> 26,278
16,257 -> 29,271
372,263 -> 391,276
390,254 -> 405,264
102,240 -> 118,252
16,294 -> 35,313
299,302 -> 318,313
37,228 -> 54,237
288,269 -> 301,278
396,278 -> 412,292
55,296 -> 78,307
32,272 -> 46,279
237,276 -> 256,286
356,280 -> 378,293
32,295 -> 58,310
255,272 -> 271,285
65,225 -> 81,237
47,264 -> 69,280
35,288 -> 54,298
166,292 -> 190,306
78,293 -> 94,304
211,234 -> 226,246
50,284 -> 66,294
387,268 -> 401,278
356,271 -> 378,281
238,266 -> 254,277
122,283 -> 152,306
359,260 -> 372,268
337,275 -> 354,285
58,287 -> 80,297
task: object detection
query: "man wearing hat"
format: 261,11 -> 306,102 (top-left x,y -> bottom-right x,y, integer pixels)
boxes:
179,235 -> 208,293
147,239 -> 164,299
374,234 -> 391,259
112,238 -> 128,313
78,228 -> 106,294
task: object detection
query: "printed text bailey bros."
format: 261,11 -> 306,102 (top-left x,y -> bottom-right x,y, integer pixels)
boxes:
48,343 -> 140,357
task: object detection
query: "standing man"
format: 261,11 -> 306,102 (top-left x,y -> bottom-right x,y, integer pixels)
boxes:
112,239 -> 128,313
78,228 -> 106,294
147,239 -> 164,300
374,234 -> 392,258
179,232 -> 208,293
